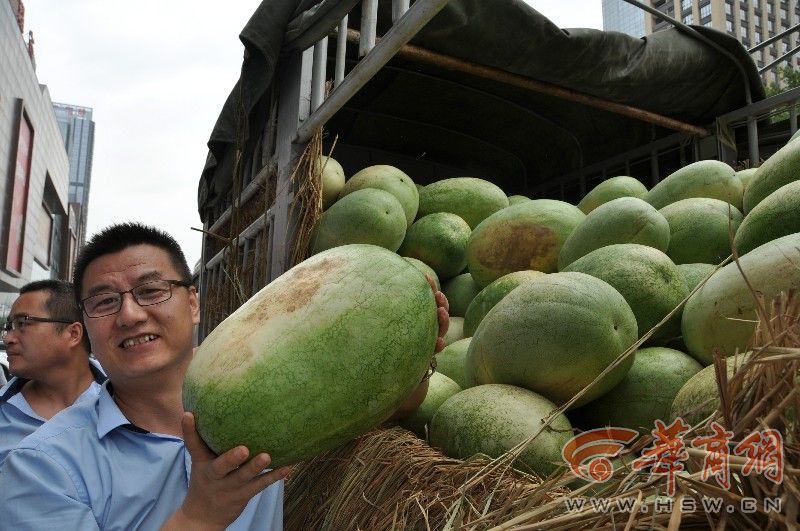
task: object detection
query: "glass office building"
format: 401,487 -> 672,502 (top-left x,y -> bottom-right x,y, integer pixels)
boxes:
54,102 -> 94,245
602,0 -> 648,37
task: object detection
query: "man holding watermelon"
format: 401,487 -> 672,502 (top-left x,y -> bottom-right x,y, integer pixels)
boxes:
0,222 -> 448,530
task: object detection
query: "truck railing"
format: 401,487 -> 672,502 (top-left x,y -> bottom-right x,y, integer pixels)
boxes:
198,0 -> 452,338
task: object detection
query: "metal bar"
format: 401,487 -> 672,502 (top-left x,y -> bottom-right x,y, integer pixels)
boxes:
716,86 -> 800,123
206,213 -> 268,270
555,132 -> 688,186
791,104 -> 798,136
336,28 -> 711,138
621,0 -> 752,105
759,43 -> 800,73
749,23 -> 800,53
359,0 -> 379,57
207,167 -> 268,234
335,16 -> 348,87
747,116 -> 760,164
311,37 -> 329,111
650,148 -> 659,186
295,0 -> 452,143
252,235 -> 261,295
392,0 -> 410,22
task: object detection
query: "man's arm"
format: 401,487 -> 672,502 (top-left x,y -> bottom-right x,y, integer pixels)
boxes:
161,412 -> 291,531
0,448 -> 101,530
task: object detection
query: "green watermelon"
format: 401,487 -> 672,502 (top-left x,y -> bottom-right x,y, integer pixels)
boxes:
400,372 -> 461,438
463,270 -> 546,337
563,244 -> 687,343
578,176 -> 648,214
508,194 -> 532,205
466,272 -> 638,408
320,155 -> 346,210
435,337 -> 471,388
659,198 -> 742,265
398,212 -> 471,280
309,188 -> 407,254
736,168 -> 757,193
443,316 -> 465,345
670,354 -> 750,425
339,165 -> 419,226
184,244 -> 439,467
743,139 -> 800,213
403,257 -> 440,291
570,347 -> 702,434
466,199 -> 585,286
734,180 -> 800,256
681,233 -> 800,365
676,263 -> 716,294
558,197 -> 670,270
644,160 -> 742,211
430,384 -> 572,477
417,177 -> 509,229
442,273 -> 482,317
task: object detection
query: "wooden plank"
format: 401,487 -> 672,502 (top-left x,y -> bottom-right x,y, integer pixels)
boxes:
359,0 -> 379,57
296,0 -> 452,143
311,37 -> 329,111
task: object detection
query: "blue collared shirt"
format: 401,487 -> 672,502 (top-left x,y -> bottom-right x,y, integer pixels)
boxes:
0,381 -> 283,530
0,358 -> 106,463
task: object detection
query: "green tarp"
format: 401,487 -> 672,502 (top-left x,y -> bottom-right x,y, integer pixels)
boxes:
198,0 -> 764,220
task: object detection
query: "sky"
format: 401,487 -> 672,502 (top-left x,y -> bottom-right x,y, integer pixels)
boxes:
22,1 -> 603,269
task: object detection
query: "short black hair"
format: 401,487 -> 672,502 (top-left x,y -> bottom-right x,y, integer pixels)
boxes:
73,223 -> 192,303
19,280 -> 90,352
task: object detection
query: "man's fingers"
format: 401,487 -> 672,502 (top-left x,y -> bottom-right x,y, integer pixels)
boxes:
242,466 -> 293,499
424,273 -> 437,293
435,291 -> 449,313
435,337 -> 446,353
437,307 -> 449,337
209,445 -> 251,479
182,412 -> 215,463
235,452 -> 272,482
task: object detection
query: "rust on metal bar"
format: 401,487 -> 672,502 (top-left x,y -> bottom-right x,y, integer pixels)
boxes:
342,28 -> 711,138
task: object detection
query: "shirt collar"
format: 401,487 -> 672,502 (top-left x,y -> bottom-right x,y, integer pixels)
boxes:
0,376 -> 27,402
96,381 -> 149,438
0,358 -> 106,402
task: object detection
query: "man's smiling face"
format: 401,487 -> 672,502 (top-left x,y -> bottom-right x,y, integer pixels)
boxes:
80,244 -> 199,385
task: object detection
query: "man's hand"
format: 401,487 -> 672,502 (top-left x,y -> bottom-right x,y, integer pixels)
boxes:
425,273 -> 449,353
161,413 -> 291,531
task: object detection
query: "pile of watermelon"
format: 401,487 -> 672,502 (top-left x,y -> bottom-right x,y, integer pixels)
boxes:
185,138 -> 800,478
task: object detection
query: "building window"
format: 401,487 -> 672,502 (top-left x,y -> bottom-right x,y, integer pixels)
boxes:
769,19 -> 775,33
682,0 -> 692,10
741,25 -> 749,38
700,4 -> 712,18
741,7 -> 748,21
781,7 -> 788,20
768,3 -> 773,16
6,106 -> 33,274
684,13 -> 694,24
726,19 -> 734,32
755,29 -> 762,42
726,2 -> 733,15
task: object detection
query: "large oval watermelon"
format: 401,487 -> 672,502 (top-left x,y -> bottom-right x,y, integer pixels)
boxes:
184,244 -> 439,467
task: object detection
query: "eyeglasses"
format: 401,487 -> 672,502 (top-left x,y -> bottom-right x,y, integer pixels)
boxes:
80,279 -> 192,318
2,315 -> 75,339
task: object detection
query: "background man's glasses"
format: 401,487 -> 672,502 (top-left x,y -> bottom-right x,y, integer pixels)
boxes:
81,279 -> 192,318
2,316 -> 74,339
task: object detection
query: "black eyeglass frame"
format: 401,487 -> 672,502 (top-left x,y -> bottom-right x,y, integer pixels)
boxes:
2,315 -> 75,337
80,279 -> 193,318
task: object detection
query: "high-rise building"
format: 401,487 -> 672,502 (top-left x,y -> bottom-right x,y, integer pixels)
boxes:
0,0 -> 77,312
53,103 -> 94,245
625,1 -> 800,87
603,0 -> 648,37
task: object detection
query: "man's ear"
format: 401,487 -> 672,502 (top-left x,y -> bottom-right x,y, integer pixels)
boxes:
188,286 -> 200,326
65,322 -> 85,349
